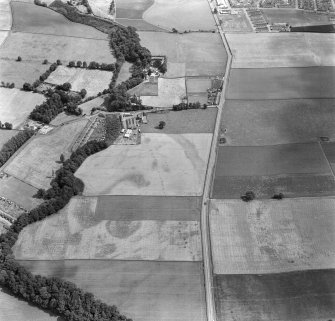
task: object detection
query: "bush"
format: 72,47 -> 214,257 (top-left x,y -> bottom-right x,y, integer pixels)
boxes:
241,191 -> 255,202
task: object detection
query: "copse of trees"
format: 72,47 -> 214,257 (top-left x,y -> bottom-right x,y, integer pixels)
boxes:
0,82 -> 15,89
0,130 -> 34,167
172,102 -> 203,111
0,121 -> 13,130
105,115 -> 121,145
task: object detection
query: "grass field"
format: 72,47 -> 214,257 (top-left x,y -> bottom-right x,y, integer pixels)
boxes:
221,99 -> 335,146
210,198 -> 335,274
5,119 -> 88,189
78,96 -> 105,115
226,33 -> 335,68
186,77 -> 211,94
220,10 -> 253,32
13,200 -> 202,260
0,0 -> 11,30
115,18 -> 166,31
227,67 -> 335,100
11,1 -> 107,39
214,270 -> 335,321
0,32 -> 115,64
262,8 -> 331,26
0,30 -> 8,46
88,0 -> 114,20
0,176 -> 41,210
115,61 -> 131,85
49,112 -> 78,126
143,0 -> 216,31
0,88 -> 45,128
116,0 -> 154,19
0,129 -> 18,149
75,133 -> 212,196
18,260 -> 206,321
322,142 -> 335,172
127,81 -> 158,96
46,66 -> 112,96
138,32 -> 227,77
188,93 -> 208,105
0,60 -> 50,88
141,109 -> 217,134
0,288 -> 59,321
141,77 -> 186,107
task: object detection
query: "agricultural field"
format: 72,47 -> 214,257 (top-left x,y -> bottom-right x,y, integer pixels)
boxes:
188,93 -> 208,105
0,0 -> 11,31
88,0 -> 114,20
0,129 -> 18,149
0,88 -> 45,128
13,199 -> 202,261
186,77 -> 212,94
138,32 -> 227,77
212,143 -> 335,198
78,96 -> 105,115
4,119 -> 88,189
0,288 -> 60,321
214,270 -> 335,321
0,30 -> 8,46
227,67 -> 335,99
115,61 -> 132,85
219,11 -> 253,32
221,99 -> 335,146
0,60 -> 50,88
321,142 -> 335,172
115,18 -> 166,31
11,1 -> 107,39
0,176 -> 42,210
141,77 -> 186,107
75,133 -> 212,196
141,108 -> 217,134
226,33 -> 335,68
262,8 -> 331,26
143,0 -> 216,31
210,198 -> 335,274
115,0 -> 154,19
18,260 -> 206,321
46,66 -> 112,96
127,80 -> 158,96
0,32 -> 115,64
49,112 -> 78,126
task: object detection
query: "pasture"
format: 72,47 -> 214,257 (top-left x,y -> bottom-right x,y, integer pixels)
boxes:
214,270 -> 335,321
115,18 -> 165,31
127,81 -> 158,96
227,67 -> 335,99
143,0 -> 216,31
210,198 -> 335,274
186,77 -> 211,94
322,142 -> 335,172
0,60 -> 50,88
0,176 -> 41,210
88,0 -> 114,20
188,93 -> 208,105
226,33 -> 335,68
115,0 -> 154,19
221,99 -> 335,146
0,88 -> 45,128
138,32 -> 227,77
78,96 -> 105,115
13,200 -> 202,260
0,0 -> 11,30
116,61 -> 131,85
0,129 -> 18,149
0,32 -> 115,64
141,77 -> 186,107
220,11 -> 253,32
11,1 -> 107,39
262,8 -> 331,26
46,66 -> 112,96
5,119 -> 88,189
141,108 -> 217,134
19,260 -> 206,321
0,288 -> 59,321
75,133 -> 212,196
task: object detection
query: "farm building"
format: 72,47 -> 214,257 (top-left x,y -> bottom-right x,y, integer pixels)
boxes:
120,112 -> 145,129
216,0 -> 229,8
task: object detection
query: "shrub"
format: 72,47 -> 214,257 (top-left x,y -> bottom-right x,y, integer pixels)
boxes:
241,191 -> 255,202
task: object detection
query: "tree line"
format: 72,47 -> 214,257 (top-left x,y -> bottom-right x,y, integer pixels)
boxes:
0,139 -> 133,321
0,130 -> 34,167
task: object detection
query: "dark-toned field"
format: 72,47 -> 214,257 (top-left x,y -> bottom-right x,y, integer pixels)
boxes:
95,195 -> 202,221
141,109 -> 217,134
115,18 -> 166,31
214,270 -> 335,321
11,1 -> 107,39
227,67 -> 335,99
321,142 -> 335,172
221,99 -> 335,146
18,260 -> 207,321
115,0 -> 154,19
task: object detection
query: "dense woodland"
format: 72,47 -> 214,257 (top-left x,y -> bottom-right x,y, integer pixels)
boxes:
0,130 -> 34,167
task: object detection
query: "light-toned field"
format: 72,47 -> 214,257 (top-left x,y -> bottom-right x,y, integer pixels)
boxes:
227,67 -> 335,99
127,80 -> 158,96
0,88 -> 45,128
210,198 -> 335,274
186,77 -> 211,94
141,108 -> 217,134
49,112 -> 78,126
0,60 -> 51,88
0,0 -> 11,30
138,32 -> 227,77
143,0 -> 216,31
11,1 -> 107,39
88,0 -> 114,20
46,66 -> 112,96
0,32 -> 115,64
0,129 -> 18,149
115,17 -> 166,31
116,0 -> 153,19
75,133 -> 212,196
0,30 -> 8,46
19,260 -> 206,321
0,288 -> 59,321
5,119 -> 88,189
188,93 -> 208,105
78,96 -> 105,115
141,77 -> 185,107
220,11 -> 253,32
116,61 -> 131,85
214,270 -> 335,321
221,99 -> 335,146
227,33 -> 335,68
0,176 -> 42,210
13,197 -> 202,261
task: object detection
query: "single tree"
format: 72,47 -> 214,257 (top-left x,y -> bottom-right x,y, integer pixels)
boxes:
60,154 -> 65,163
56,59 -> 62,65
22,82 -> 32,91
17,56 -> 22,62
83,61 -> 87,68
43,59 -> 48,64
4,122 -> 12,130
158,121 -> 166,130
80,89 -> 87,98
68,61 -> 75,68
62,82 -> 71,91
76,61 -> 82,68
